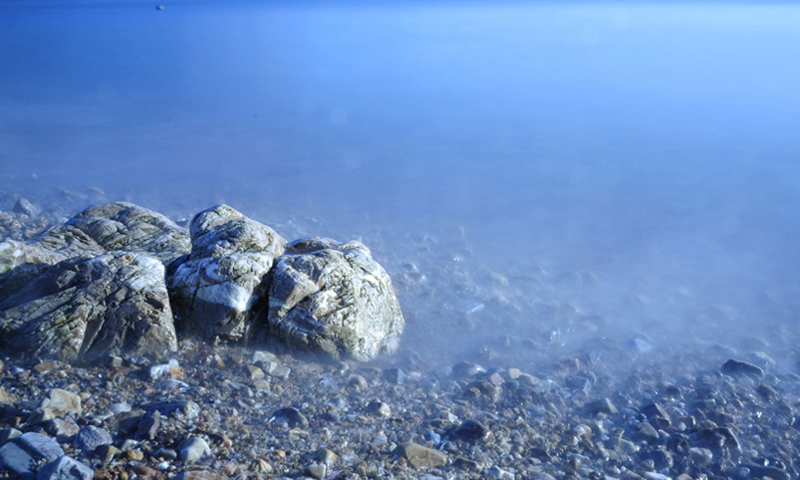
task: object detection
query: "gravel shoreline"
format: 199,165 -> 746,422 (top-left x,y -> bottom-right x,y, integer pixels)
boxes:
1,189 -> 799,480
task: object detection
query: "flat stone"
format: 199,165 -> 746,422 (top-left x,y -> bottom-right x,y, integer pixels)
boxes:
74,426 -> 112,454
36,456 -> 94,480
392,442 -> 447,468
0,441 -> 35,477
45,417 -> 80,440
312,448 -> 339,467
15,433 -> 64,462
12,199 -> 39,218
135,411 -> 161,441
145,401 -> 200,420
0,428 -> 22,446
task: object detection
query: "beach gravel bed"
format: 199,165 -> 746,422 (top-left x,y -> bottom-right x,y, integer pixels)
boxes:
0,340 -> 798,480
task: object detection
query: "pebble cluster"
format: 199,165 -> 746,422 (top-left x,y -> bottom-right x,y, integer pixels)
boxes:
1,338 -> 799,480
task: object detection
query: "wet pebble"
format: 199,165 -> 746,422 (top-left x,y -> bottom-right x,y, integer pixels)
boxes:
177,437 -> 211,463
453,419 -> 489,442
270,407 -> 308,428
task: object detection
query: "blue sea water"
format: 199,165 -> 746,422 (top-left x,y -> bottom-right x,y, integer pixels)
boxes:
2,0 -> 800,359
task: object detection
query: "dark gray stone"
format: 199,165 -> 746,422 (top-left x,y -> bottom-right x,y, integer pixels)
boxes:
269,407 -> 308,429
74,426 -> 112,454
740,463 -> 790,480
720,359 -> 764,378
453,420 -> 490,442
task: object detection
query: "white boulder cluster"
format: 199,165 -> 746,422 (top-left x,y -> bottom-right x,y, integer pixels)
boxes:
0,202 -> 404,363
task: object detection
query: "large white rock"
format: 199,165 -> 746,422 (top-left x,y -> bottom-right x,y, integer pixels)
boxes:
267,238 -> 404,361
167,205 -> 286,341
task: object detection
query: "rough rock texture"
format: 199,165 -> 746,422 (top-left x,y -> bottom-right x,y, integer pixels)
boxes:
64,202 -> 190,263
0,236 -> 99,304
0,202 -> 189,303
267,237 -> 404,361
0,251 -> 177,362
168,205 -> 286,342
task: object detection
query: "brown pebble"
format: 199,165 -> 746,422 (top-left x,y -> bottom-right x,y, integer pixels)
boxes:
244,365 -> 265,380
34,362 -> 57,374
126,450 -> 144,461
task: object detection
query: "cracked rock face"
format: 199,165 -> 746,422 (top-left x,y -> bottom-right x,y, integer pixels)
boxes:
0,202 -> 189,303
267,238 -> 404,361
65,202 -> 191,263
0,251 -> 177,362
167,205 -> 286,342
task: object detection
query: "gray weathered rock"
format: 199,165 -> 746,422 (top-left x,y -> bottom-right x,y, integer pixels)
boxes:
0,202 -> 189,304
74,426 -> 112,454
12,198 -> 39,218
64,202 -> 190,263
168,205 -> 286,341
0,251 -> 177,362
0,432 -> 65,476
267,238 -> 404,361
16,433 -> 65,462
0,441 -> 35,477
36,456 -> 94,480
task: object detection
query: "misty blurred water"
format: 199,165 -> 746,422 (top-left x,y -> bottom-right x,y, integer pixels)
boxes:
2,1 -> 800,362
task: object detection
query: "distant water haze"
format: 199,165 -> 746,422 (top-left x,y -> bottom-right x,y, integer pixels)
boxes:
2,1 -> 800,365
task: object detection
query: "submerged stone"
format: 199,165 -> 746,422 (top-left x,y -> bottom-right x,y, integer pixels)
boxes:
168,205 -> 286,341
266,237 -> 404,361
0,251 -> 177,362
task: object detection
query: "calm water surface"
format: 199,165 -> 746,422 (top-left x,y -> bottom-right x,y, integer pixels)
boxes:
2,1 -> 800,361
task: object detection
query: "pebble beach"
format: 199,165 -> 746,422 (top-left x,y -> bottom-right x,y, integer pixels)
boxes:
1,189 -> 799,480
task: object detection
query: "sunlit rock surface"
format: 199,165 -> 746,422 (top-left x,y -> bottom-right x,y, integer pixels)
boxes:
65,202 -> 190,263
267,237 -> 404,361
167,205 -> 286,341
0,202 -> 189,303
0,251 -> 177,362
